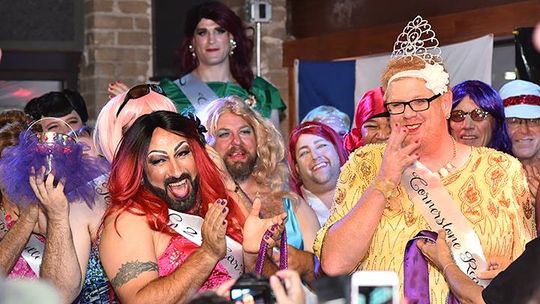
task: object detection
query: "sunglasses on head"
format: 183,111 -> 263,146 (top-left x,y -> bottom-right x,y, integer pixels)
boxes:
449,109 -> 490,122
116,84 -> 165,117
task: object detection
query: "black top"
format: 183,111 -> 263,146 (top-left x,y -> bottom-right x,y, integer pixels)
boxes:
482,237 -> 540,304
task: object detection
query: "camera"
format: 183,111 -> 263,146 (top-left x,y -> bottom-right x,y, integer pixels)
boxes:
248,0 -> 272,23
230,273 -> 275,304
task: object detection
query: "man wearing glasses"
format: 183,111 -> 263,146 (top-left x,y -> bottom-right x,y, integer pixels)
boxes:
314,16 -> 536,304
500,79 -> 540,232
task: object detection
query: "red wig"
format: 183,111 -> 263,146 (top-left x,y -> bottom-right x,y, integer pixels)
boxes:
104,111 -> 244,242
343,87 -> 388,153
178,1 -> 254,92
287,121 -> 349,197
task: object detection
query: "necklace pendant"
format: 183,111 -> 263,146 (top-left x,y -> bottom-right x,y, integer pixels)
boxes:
438,167 -> 449,178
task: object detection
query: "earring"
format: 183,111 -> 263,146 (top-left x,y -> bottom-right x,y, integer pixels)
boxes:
229,39 -> 237,56
188,44 -> 196,58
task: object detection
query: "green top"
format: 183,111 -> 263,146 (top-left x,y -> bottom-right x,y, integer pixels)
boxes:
159,76 -> 286,118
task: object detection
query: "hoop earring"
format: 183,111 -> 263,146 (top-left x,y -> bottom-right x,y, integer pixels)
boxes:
188,44 -> 196,58
229,39 -> 237,56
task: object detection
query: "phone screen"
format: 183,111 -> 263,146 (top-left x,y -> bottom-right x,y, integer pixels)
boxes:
356,286 -> 394,304
230,287 -> 268,304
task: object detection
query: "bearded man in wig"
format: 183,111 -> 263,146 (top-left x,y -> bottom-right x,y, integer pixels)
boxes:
99,110 -> 284,304
315,16 -> 536,304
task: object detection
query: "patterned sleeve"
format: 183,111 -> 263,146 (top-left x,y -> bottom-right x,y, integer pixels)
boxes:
313,144 -> 383,258
509,158 -> 537,258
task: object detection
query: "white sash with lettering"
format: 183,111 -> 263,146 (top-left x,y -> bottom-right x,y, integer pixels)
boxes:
401,161 -> 490,287
0,212 -> 44,276
167,209 -> 243,279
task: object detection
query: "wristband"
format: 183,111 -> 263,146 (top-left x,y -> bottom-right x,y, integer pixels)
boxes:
373,179 -> 399,201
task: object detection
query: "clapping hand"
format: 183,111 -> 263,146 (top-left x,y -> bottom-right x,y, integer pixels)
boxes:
201,199 -> 229,260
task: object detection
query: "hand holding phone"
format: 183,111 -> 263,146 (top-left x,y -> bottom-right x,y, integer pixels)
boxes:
351,271 -> 399,304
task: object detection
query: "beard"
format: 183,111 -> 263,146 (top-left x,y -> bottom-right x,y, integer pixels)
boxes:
224,146 -> 257,182
144,173 -> 200,213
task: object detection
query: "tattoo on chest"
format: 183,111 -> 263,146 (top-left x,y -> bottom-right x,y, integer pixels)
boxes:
110,260 -> 158,287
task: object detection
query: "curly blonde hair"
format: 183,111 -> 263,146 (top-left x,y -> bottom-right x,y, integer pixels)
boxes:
205,96 -> 287,194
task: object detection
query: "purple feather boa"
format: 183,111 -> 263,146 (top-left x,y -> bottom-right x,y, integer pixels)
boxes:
0,131 -> 110,208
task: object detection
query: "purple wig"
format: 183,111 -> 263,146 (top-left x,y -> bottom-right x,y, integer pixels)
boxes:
452,80 -> 512,155
0,130 -> 109,208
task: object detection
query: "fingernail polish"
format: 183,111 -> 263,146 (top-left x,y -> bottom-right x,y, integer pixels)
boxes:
222,207 -> 227,213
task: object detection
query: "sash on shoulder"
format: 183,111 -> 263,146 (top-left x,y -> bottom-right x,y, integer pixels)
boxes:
167,209 -> 243,279
0,212 -> 44,277
174,73 -> 219,116
401,161 -> 490,287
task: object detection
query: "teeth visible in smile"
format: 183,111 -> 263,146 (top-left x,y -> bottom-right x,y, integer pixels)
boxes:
312,163 -> 328,170
461,135 -> 477,139
406,124 -> 420,130
170,179 -> 188,187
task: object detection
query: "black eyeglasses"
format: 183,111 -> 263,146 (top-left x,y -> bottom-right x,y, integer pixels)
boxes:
384,94 -> 441,115
116,84 -> 165,117
506,117 -> 540,127
449,109 -> 490,122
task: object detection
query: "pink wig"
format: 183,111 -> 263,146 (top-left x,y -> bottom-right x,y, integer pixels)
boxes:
287,121 -> 348,197
94,90 -> 177,162
343,87 -> 388,152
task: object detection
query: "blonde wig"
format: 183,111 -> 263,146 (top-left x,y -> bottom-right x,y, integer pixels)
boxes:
205,96 -> 287,194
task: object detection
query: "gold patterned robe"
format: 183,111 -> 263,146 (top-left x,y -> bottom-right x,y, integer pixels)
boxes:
313,144 -> 536,304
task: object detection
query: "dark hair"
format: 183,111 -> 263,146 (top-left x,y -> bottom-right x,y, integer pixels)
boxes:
451,80 -> 512,154
24,90 -> 89,123
178,1 -> 254,91
105,110 -> 244,242
187,291 -> 229,304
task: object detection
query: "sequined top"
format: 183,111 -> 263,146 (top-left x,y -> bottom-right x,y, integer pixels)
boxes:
157,234 -> 234,291
159,76 -> 286,118
314,144 -> 536,304
76,244 -> 117,304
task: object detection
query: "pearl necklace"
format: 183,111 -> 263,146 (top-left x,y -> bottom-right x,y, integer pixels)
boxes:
437,137 -> 457,179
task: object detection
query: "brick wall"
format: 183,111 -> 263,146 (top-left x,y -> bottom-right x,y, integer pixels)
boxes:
224,0 -> 290,133
80,0 -> 152,118
81,0 -> 289,132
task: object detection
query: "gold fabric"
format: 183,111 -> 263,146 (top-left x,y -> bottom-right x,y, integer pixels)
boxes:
314,144 -> 536,303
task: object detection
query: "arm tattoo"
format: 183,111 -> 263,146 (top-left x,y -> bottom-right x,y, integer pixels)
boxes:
110,260 -> 158,288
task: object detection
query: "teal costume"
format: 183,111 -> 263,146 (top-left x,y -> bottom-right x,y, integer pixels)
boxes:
159,76 -> 286,118
283,197 -> 304,250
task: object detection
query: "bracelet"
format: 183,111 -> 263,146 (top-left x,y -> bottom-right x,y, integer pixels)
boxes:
442,262 -> 457,277
372,179 -> 399,201
313,255 -> 323,279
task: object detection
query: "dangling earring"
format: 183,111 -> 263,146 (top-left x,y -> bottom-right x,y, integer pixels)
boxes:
229,39 -> 237,56
188,44 -> 196,58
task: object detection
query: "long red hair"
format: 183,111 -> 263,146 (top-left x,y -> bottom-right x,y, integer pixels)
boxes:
104,111 -> 244,242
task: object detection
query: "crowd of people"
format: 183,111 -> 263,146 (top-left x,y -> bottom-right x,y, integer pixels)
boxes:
0,2 -> 539,304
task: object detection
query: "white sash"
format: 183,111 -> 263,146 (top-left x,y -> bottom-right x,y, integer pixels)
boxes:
174,73 -> 219,115
167,209 -> 243,279
401,161 -> 490,287
0,212 -> 44,277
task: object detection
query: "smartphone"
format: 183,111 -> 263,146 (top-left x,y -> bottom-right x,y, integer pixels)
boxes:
230,273 -> 274,304
350,271 -> 399,304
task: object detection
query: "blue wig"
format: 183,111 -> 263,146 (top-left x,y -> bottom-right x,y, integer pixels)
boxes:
451,80 -> 512,155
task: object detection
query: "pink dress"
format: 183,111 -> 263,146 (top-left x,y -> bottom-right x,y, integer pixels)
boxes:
157,234 -> 232,291
4,214 -> 43,279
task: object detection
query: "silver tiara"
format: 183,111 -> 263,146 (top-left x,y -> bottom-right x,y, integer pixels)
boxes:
388,16 -> 449,95
391,15 -> 442,64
